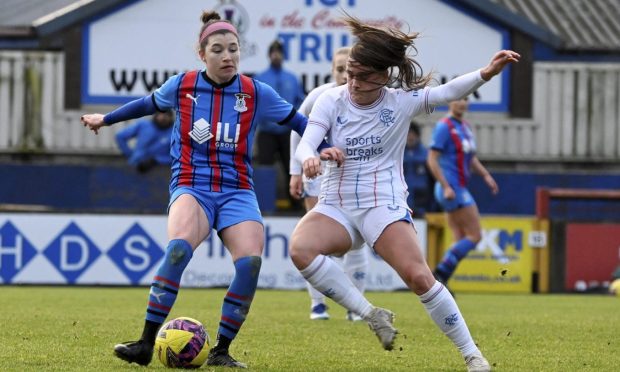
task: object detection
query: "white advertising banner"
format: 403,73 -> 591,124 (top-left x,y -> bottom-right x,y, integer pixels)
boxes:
83,0 -> 508,110
0,213 -> 426,291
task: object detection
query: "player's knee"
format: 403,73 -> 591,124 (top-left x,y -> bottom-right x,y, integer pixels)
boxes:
248,255 -> 262,266
165,239 -> 193,266
402,266 -> 434,293
238,256 -> 262,278
290,235 -> 318,269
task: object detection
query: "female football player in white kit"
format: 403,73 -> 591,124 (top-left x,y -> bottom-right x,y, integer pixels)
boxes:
290,47 -> 369,322
290,14 -> 520,372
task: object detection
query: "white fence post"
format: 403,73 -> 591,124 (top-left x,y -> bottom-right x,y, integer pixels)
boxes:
560,68 -> 575,157
10,52 -> 25,148
602,69 -> 618,158
532,64 -> 548,157
0,56 -> 11,148
575,67 -> 589,157
41,53 -> 55,149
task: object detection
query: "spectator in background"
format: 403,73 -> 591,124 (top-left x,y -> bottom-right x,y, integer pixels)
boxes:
403,121 -> 434,215
115,110 -> 174,173
255,39 -> 305,209
427,97 -> 498,296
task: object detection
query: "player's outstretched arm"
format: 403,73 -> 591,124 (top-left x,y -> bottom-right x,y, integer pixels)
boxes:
427,50 -> 520,107
480,50 -> 521,81
81,114 -> 105,135
81,95 -> 158,135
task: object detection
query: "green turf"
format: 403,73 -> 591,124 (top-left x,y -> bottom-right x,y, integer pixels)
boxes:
1,287 -> 618,371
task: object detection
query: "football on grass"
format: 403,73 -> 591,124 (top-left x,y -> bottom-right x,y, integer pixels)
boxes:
155,317 -> 210,368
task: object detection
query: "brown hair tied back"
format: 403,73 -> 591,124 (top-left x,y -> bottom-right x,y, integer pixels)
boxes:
198,11 -> 238,49
343,13 -> 432,91
201,10 -> 221,25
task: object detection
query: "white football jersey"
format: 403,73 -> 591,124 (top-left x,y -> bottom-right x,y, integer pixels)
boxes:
309,85 -> 432,209
300,82 -> 337,117
291,82 -> 340,197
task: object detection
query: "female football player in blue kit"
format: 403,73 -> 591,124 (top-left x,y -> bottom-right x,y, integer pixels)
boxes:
81,10 -> 323,369
427,98 -> 498,294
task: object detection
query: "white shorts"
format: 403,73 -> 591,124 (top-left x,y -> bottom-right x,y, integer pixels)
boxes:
312,203 -> 413,249
302,173 -> 323,198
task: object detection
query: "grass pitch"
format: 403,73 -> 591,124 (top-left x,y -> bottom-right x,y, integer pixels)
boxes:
1,287 -> 618,371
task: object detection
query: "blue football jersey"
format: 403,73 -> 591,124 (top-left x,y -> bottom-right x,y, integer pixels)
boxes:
153,70 -> 295,192
429,116 -> 476,187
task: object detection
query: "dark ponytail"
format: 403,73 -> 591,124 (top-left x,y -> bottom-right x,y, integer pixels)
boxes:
344,13 -> 432,91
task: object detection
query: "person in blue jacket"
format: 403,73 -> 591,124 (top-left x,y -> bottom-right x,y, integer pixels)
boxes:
403,121 -> 434,215
81,10 -> 330,369
115,110 -> 173,173
254,39 -> 306,208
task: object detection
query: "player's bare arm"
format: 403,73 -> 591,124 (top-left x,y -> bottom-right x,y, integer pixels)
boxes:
80,114 -> 106,135
480,50 -> 520,81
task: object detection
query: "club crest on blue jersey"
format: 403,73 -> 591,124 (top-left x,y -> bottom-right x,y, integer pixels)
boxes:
379,108 -> 395,127
461,138 -> 475,153
189,118 -> 214,144
234,93 -> 251,112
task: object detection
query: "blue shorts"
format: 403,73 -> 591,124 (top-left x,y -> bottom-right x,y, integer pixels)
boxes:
169,187 -> 263,232
434,182 -> 476,212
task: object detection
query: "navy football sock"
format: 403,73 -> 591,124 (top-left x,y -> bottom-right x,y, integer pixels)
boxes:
435,238 -> 476,281
214,256 -> 262,351
143,239 -> 193,341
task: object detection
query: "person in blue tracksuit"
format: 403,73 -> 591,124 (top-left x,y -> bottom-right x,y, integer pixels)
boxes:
115,110 -> 173,172
254,39 -> 306,209
403,121 -> 434,215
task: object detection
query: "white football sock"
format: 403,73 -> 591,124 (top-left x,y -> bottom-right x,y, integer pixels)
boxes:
343,246 -> 368,294
306,281 -> 325,308
300,255 -> 373,318
419,281 -> 479,357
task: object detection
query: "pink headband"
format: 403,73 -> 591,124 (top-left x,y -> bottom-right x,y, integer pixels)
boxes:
199,21 -> 238,44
